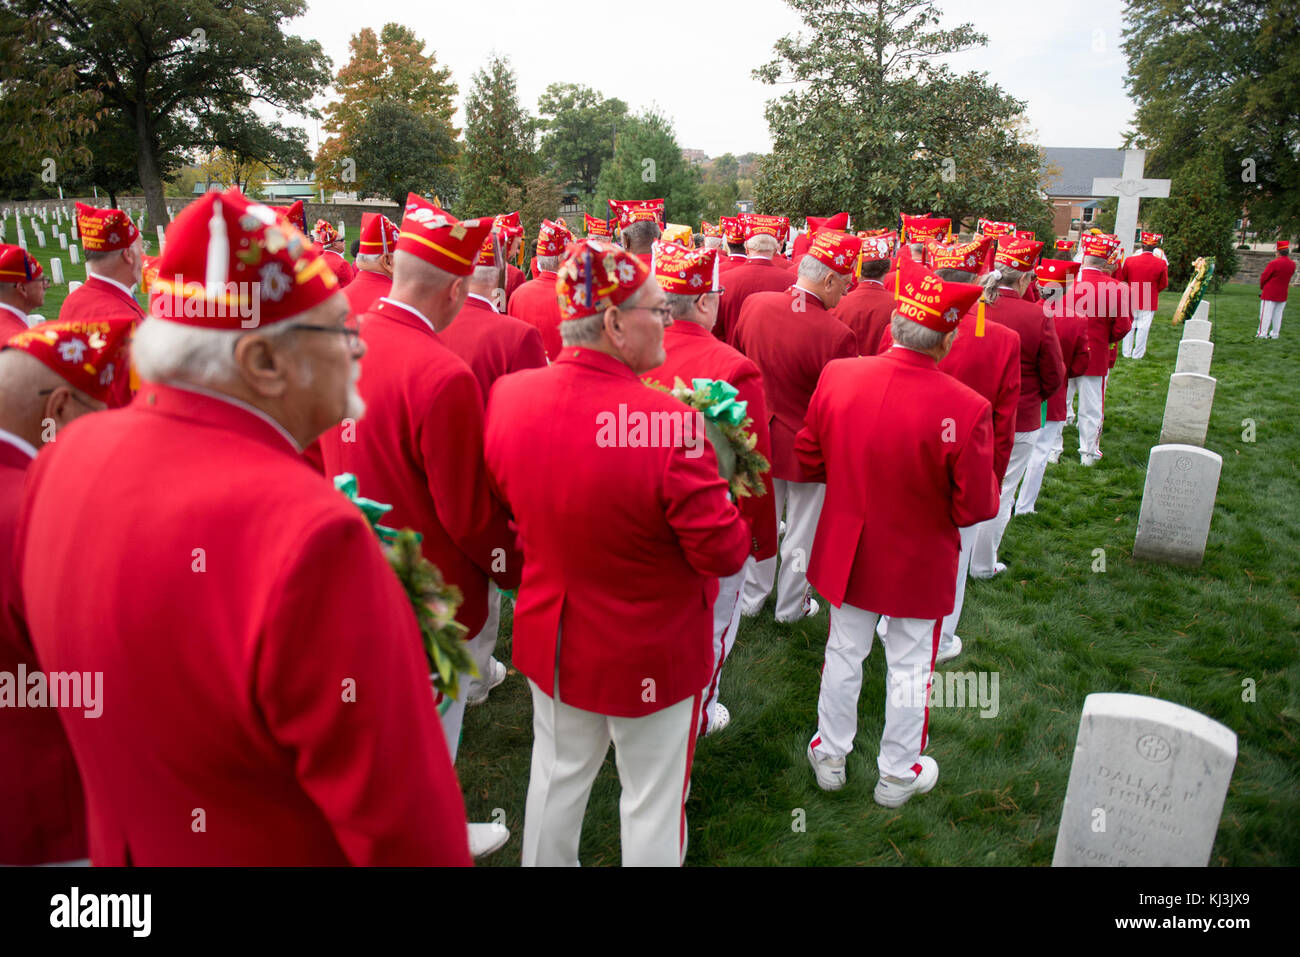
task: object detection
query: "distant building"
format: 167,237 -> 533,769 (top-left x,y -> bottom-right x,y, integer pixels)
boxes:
682,149 -> 708,166
1040,147 -> 1125,238
261,177 -> 317,202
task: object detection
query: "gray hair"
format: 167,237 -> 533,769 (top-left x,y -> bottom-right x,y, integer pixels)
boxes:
621,220 -> 661,250
890,313 -> 945,352
935,268 -> 977,283
979,263 -> 1030,305
745,234 -> 778,256
131,316 -> 298,387
1081,255 -> 1110,271
355,252 -> 386,268
703,237 -> 724,250
797,256 -> 834,283
664,291 -> 701,319
559,281 -> 651,346
536,254 -> 561,273
470,264 -> 502,286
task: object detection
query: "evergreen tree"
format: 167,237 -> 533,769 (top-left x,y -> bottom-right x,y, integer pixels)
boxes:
458,55 -> 537,217
594,109 -> 701,227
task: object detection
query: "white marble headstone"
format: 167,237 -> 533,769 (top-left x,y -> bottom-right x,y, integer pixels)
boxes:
1175,339 -> 1213,376
1133,444 -> 1222,566
50,258 -> 64,285
1159,373 -> 1215,446
59,233 -> 68,250
34,230 -> 45,248
1192,301 -> 1209,323
69,245 -> 79,265
1053,693 -> 1237,866
1182,318 -> 1212,341
67,280 -> 83,294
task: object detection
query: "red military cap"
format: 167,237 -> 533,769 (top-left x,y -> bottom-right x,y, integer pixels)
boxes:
495,211 -> 522,230
900,213 -> 951,244
1035,259 -> 1081,286
741,214 -> 790,243
4,319 -> 132,404
269,200 -> 307,235
149,187 -> 338,329
536,218 -> 574,256
858,235 -> 894,262
1080,232 -> 1122,260
610,199 -> 665,229
396,193 -> 493,277
584,213 -> 613,239
930,236 -> 992,272
313,219 -> 339,244
1140,232 -> 1163,246
720,216 -> 746,245
1054,239 -> 1077,253
806,230 -> 862,276
555,239 -> 651,321
1013,229 -> 1036,240
0,244 -> 44,282
806,212 -> 850,235
140,254 -> 161,297
894,257 -> 982,334
977,219 -> 1016,237
995,236 -> 1045,271
1279,240 -> 1292,252
651,241 -> 720,294
75,202 -> 140,253
492,212 -> 524,246
475,229 -> 505,268
357,212 -> 401,256
700,221 -> 722,239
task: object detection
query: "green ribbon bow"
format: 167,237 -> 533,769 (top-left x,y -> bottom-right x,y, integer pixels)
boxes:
334,473 -> 421,546
691,378 -> 748,426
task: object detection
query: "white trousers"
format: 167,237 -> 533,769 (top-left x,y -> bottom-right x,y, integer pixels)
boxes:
1123,309 -> 1156,358
940,525 -> 979,644
522,679 -> 698,867
1076,375 -> 1106,457
971,429 -> 1037,576
437,604 -> 499,764
812,602 -> 939,780
1016,420 -> 1064,515
701,557 -> 751,734
1064,378 -> 1078,423
740,479 -> 826,621
467,584 -> 502,682
1259,300 -> 1285,338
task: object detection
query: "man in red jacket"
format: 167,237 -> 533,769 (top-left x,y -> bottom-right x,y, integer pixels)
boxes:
492,212 -> 527,306
312,219 -> 357,288
1018,260 -> 1090,513
507,218 -> 572,360
1258,240 -> 1296,339
715,225 -> 795,343
59,203 -> 147,408
832,236 -> 895,354
798,257 -> 997,805
0,245 -> 47,338
318,195 -> 522,774
18,189 -> 471,866
485,239 -> 750,866
731,231 -> 860,622
969,237 -> 1065,578
344,212 -> 400,317
1120,232 -> 1169,358
642,240 -> 777,737
0,320 -> 127,865
1069,233 -> 1132,465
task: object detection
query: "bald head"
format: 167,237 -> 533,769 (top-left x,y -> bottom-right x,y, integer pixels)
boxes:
389,251 -> 469,331
0,349 -> 105,448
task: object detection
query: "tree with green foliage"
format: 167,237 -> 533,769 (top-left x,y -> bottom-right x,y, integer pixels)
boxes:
536,83 -> 628,203
350,99 -> 459,208
15,0 -> 332,225
316,24 -> 459,198
754,0 -> 1051,232
1122,0 -> 1300,243
1142,151 -> 1239,288
594,109 -> 702,227
457,55 -> 537,218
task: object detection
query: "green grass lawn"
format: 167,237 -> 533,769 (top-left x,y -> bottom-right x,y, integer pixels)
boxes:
458,281 -> 1299,867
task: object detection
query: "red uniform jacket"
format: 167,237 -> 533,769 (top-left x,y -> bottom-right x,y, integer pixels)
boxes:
1,437 -> 86,865
831,279 -> 895,356
57,275 -> 145,408
17,385 -> 471,865
484,348 -> 750,717
719,254 -> 748,276
642,319 -> 778,561
1260,255 -> 1297,302
0,305 -> 28,341
1071,269 -> 1133,376
1122,251 -> 1169,311
344,269 -> 392,318
323,249 -> 356,288
507,271 -> 563,361
1046,313 -> 1091,421
731,287 -> 858,481
880,317 -> 1020,484
796,349 -> 999,619
505,264 -> 525,306
437,294 -> 548,402
716,258 -> 794,344
317,299 -> 522,637
974,288 -> 1066,432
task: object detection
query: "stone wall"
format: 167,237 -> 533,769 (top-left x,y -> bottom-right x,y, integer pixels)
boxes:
1228,250 -> 1299,286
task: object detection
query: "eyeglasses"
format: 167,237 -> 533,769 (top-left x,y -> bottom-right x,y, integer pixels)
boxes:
38,388 -> 100,411
23,278 -> 52,289
625,306 -> 671,322
289,322 -> 363,350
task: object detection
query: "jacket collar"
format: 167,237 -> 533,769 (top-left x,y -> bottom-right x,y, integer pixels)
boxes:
665,319 -> 714,340
374,296 -> 437,336
134,381 -> 303,453
884,344 -> 940,369
0,427 -> 37,463
84,273 -> 145,315
463,293 -> 498,314
554,346 -> 640,382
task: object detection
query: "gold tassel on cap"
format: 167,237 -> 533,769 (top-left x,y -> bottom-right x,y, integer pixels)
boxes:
976,297 -> 986,337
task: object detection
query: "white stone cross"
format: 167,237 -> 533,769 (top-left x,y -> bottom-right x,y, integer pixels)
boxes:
1093,149 -> 1172,258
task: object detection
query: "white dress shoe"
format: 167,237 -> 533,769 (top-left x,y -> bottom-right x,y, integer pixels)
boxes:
807,739 -> 846,791
466,657 -> 507,706
935,634 -> 963,665
468,822 -> 509,858
705,703 -> 731,736
874,756 -> 939,808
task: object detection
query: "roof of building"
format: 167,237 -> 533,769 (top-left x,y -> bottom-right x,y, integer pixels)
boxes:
1041,147 -> 1125,197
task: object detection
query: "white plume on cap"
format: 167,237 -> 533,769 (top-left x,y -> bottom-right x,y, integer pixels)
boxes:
205,198 -> 229,299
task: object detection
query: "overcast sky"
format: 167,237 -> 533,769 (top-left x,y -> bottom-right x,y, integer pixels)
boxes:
289,0 -> 1135,157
